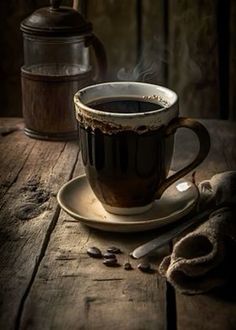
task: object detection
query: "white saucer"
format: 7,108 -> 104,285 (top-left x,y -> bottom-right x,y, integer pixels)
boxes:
57,175 -> 199,232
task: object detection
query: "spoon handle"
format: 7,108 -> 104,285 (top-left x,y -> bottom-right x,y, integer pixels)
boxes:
130,208 -> 214,259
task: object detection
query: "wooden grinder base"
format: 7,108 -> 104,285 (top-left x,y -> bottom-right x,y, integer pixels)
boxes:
21,67 -> 92,141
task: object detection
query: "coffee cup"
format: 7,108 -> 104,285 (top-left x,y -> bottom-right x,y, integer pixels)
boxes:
74,82 -> 210,215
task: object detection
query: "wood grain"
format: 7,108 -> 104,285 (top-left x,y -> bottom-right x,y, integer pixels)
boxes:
1,1 -> 236,119
20,215 -> 167,330
173,120 -> 236,330
142,0 -> 166,85
0,118 -> 236,330
0,130 -> 78,329
87,0 -> 137,81
0,137 -> 34,200
0,121 -> 34,201
177,293 -> 236,330
19,149 -> 168,330
21,70 -> 91,138
172,120 -> 236,180
167,0 -> 220,118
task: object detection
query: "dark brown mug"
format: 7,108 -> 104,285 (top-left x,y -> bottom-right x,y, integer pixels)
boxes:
74,82 -> 210,215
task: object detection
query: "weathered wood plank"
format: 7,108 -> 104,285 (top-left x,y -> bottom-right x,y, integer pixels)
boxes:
0,138 -> 35,200
87,0 -> 137,81
172,119 -> 236,181
18,120 -> 236,330
177,294 -> 236,330
174,120 -> 236,330
0,117 -> 24,133
142,0 -> 166,85
1,118 -> 236,330
0,130 -> 78,329
0,120 -> 35,201
167,1 -> 220,118
20,221 -> 167,330
1,1 -> 234,120
19,153 -> 168,330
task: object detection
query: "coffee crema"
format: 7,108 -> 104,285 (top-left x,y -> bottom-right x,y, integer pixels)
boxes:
87,97 -> 163,114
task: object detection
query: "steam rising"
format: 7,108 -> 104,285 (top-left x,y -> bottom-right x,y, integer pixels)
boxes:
117,60 -> 158,82
117,37 -> 167,84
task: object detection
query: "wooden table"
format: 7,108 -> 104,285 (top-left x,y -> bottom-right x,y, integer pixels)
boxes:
1,118 -> 236,330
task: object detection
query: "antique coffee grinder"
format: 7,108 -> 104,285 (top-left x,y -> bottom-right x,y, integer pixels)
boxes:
21,0 -> 107,140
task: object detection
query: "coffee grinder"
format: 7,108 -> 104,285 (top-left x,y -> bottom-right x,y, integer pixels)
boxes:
21,0 -> 107,140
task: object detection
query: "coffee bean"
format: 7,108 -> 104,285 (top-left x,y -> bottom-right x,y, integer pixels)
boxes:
103,252 -> 117,259
87,247 -> 102,259
124,262 -> 133,270
107,246 -> 122,254
137,262 -> 152,273
103,259 -> 120,267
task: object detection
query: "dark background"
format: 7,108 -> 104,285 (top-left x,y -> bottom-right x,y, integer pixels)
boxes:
0,0 -> 235,119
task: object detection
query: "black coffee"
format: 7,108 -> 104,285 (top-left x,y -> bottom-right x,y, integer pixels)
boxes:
87,98 -> 162,113
79,125 -> 174,208
79,97 -> 172,209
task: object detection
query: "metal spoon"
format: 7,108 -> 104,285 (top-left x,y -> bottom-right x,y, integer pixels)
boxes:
130,198 -> 235,259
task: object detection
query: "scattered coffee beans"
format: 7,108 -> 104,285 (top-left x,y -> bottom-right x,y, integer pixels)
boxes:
86,246 -> 155,274
107,246 -> 122,254
103,252 -> 117,259
87,247 -> 102,259
124,262 -> 133,270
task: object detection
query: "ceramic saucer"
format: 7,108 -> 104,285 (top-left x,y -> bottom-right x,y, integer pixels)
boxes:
57,175 -> 199,232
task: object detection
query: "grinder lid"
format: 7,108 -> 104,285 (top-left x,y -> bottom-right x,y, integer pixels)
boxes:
21,0 -> 92,36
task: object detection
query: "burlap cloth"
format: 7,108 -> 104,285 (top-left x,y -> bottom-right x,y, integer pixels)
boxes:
159,171 -> 236,294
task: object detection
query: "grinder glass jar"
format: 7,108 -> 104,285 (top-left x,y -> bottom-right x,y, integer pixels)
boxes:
21,0 -> 107,140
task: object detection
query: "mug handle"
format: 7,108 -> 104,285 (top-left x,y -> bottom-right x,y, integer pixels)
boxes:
85,34 -> 107,82
155,117 -> 210,199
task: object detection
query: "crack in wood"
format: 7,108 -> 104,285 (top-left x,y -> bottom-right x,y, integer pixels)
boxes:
63,219 -> 80,223
84,296 -> 96,319
0,141 -> 36,209
14,146 -> 80,330
50,143 -> 67,174
166,282 -> 177,330
92,278 -> 124,282
14,205 -> 61,330
79,228 -> 91,252
55,257 -> 78,260
1,119 -> 235,329
61,274 -> 81,277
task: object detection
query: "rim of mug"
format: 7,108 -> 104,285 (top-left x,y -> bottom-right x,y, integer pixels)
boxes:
74,81 -> 178,118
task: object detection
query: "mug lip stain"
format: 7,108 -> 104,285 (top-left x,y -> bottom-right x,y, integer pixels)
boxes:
74,81 -> 178,119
